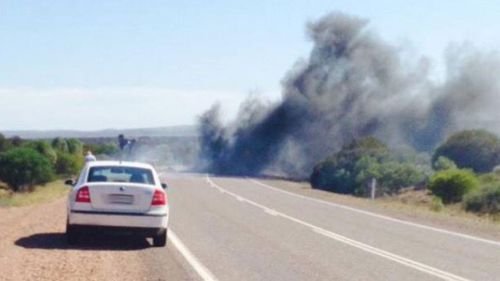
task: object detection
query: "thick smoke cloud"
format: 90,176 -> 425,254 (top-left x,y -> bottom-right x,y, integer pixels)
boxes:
198,12 -> 500,177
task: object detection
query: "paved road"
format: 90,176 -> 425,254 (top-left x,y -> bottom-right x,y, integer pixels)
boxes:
166,173 -> 500,281
2,173 -> 499,280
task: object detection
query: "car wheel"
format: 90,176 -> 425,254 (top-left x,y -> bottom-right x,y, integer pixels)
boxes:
66,219 -> 78,245
153,230 -> 167,247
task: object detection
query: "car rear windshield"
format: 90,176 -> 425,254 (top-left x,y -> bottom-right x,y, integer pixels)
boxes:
87,166 -> 156,185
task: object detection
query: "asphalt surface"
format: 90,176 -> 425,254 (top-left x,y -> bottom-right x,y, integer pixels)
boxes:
166,173 -> 500,281
2,173 -> 499,280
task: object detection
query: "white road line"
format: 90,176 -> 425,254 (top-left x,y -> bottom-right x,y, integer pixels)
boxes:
169,230 -> 219,281
312,228 -> 468,281
248,178 -> 500,247
207,175 -> 470,281
264,208 -> 279,216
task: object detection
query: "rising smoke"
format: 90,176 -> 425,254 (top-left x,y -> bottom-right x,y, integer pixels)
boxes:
198,12 -> 500,178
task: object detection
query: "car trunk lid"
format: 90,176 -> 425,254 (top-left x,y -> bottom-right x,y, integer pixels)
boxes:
88,182 -> 154,213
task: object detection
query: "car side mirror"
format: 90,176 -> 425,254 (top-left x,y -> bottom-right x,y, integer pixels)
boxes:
161,183 -> 168,189
65,179 -> 74,186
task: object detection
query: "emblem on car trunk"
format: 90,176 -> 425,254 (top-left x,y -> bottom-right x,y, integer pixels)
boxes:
119,186 -> 125,192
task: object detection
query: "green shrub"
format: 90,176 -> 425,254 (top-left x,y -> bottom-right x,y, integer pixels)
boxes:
353,158 -> 429,196
311,138 -> 430,196
433,130 -> 500,173
377,161 -> 429,194
66,139 -> 83,155
311,137 -> 388,193
353,156 -> 381,184
52,137 -> 69,152
24,140 -> 58,165
432,156 -> 457,171
429,169 -> 479,204
391,147 -> 431,166
478,171 -> 500,185
464,183 -> 500,215
0,148 -> 54,191
55,152 -> 83,176
0,133 -> 10,152
311,160 -> 354,193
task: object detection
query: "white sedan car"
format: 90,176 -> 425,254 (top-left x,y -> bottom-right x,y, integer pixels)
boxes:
65,161 -> 169,247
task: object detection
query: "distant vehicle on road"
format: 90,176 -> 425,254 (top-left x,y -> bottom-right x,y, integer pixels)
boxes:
65,161 -> 169,246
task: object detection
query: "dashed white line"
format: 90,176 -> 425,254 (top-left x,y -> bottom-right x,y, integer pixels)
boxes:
207,175 -> 470,281
169,230 -> 219,281
264,208 -> 279,216
248,178 -> 500,248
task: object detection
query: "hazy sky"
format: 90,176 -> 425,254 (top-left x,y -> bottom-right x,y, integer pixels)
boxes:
1,0 -> 499,130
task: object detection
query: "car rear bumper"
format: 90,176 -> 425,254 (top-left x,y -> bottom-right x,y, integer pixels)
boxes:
69,224 -> 166,237
68,210 -> 168,229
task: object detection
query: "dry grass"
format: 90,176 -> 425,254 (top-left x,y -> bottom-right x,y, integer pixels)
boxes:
0,180 -> 69,207
377,188 -> 500,224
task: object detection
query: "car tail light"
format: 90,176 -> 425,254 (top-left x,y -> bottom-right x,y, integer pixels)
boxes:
75,186 -> 91,203
151,189 -> 167,206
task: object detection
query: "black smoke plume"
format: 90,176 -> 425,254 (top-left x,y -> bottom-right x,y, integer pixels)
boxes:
198,12 -> 500,177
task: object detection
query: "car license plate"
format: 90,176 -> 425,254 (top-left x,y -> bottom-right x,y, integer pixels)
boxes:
108,194 -> 134,204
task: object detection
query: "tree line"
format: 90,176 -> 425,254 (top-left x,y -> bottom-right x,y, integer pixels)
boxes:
310,129 -> 500,216
0,134 -> 117,192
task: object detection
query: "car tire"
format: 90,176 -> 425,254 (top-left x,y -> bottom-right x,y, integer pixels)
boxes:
66,219 -> 78,245
153,230 -> 167,247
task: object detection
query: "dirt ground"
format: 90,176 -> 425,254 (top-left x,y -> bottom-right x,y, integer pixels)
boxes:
0,197 -> 195,281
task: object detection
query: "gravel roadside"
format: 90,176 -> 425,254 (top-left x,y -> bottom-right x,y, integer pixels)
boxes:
0,197 -> 197,281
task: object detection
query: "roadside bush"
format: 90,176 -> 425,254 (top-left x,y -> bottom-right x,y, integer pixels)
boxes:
311,137 -> 429,196
311,160 -> 354,193
464,183 -> 500,215
55,152 -> 83,176
66,139 -> 83,155
432,156 -> 457,171
351,156 -> 381,196
477,171 -> 500,185
0,133 -> 10,152
429,169 -> 479,204
353,157 -> 429,196
24,141 -> 58,165
433,130 -> 500,173
391,147 -> 431,166
311,137 -> 388,193
377,161 -> 429,194
52,137 -> 69,153
0,148 -> 54,191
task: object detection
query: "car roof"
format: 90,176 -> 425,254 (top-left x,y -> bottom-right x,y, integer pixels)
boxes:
86,160 -> 154,170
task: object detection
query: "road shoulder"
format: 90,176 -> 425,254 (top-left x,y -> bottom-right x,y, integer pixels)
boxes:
0,196 -> 195,281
